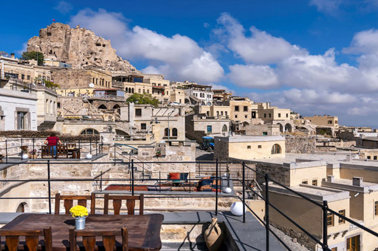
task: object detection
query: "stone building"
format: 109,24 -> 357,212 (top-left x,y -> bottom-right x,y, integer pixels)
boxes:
254,102 -> 293,133
52,68 -> 112,89
255,158 -> 378,250
304,115 -> 339,128
183,84 -> 213,105
35,84 -> 57,130
185,114 -> 230,142
229,96 -> 252,123
0,55 -> 52,83
120,103 -> 186,143
0,79 -> 37,131
214,135 -> 286,161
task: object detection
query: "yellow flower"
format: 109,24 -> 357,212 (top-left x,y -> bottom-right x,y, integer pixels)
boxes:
69,205 -> 88,218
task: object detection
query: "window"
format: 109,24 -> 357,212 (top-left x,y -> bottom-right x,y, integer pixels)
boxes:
141,123 -> 146,130
235,106 -> 239,112
346,235 -> 360,251
235,115 -> 238,119
135,109 -> 142,117
327,212 -> 334,226
263,132 -> 268,136
271,144 -> 281,154
164,128 -> 170,137
17,112 -> 27,130
286,113 -> 289,118
222,125 -> 227,132
368,156 -> 371,160
207,125 -> 212,133
27,75 -> 30,80
278,113 -> 281,118
245,115 -> 247,118
374,156 -> 377,160
172,128 -> 178,137
258,145 -> 262,149
57,102 -> 61,109
302,180 -> 308,184
312,179 -> 318,186
243,106 -> 248,112
252,111 -> 256,118
375,201 -> 378,216
225,111 -> 228,116
247,145 -> 251,149
264,113 -> 267,118
269,113 -> 272,118
328,120 -> 333,124
81,128 -> 99,135
338,210 -> 345,224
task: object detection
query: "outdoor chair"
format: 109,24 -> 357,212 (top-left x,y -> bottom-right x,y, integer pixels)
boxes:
0,227 -> 52,251
103,194 -> 144,215
69,228 -> 128,251
54,193 -> 96,215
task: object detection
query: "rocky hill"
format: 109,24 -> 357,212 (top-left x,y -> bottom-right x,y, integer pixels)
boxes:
27,22 -> 139,73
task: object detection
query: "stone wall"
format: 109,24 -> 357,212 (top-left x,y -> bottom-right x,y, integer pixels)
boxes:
285,135 -> 316,153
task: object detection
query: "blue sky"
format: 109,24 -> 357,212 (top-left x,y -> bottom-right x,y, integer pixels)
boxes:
2,0 -> 378,127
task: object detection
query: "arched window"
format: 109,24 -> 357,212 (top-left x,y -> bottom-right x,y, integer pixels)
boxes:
271,144 -> 282,154
278,123 -> 283,133
285,123 -> 292,133
16,202 -> 28,213
222,124 -> 228,132
98,104 -> 107,110
164,128 -> 170,137
80,128 -> 100,135
113,104 -> 120,113
172,128 -> 178,137
125,87 -> 128,93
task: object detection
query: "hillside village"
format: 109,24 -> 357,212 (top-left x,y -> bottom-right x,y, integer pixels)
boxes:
0,22 -> 378,251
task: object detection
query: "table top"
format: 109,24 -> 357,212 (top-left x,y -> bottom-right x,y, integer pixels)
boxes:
2,214 -> 164,251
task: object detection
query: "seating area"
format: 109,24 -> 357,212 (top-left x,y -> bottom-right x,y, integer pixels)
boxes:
0,193 -> 159,251
41,144 -> 81,159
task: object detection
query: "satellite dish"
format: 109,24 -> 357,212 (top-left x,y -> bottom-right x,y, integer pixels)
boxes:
89,83 -> 95,88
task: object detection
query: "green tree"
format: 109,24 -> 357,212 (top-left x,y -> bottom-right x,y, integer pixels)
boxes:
44,80 -> 60,89
21,51 -> 44,66
126,93 -> 159,107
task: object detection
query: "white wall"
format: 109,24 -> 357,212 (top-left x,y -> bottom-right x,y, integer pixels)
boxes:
0,89 -> 37,131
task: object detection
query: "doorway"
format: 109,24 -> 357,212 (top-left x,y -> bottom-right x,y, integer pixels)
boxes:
346,235 -> 360,251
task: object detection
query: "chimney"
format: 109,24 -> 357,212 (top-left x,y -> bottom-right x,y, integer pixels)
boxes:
352,177 -> 363,187
327,175 -> 334,183
10,53 -> 15,59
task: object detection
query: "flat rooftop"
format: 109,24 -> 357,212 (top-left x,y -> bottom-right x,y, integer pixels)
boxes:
216,135 -> 285,143
269,183 -> 350,202
323,178 -> 378,192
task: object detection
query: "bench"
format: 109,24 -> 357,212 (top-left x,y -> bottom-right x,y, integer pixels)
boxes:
41,145 -> 69,158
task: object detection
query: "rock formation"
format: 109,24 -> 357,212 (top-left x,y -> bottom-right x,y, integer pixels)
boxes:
27,22 -> 139,73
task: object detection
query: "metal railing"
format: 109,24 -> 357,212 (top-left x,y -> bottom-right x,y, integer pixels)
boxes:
0,158 -> 377,250
0,137 -> 103,163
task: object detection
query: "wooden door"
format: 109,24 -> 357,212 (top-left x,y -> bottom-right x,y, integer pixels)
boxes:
347,235 -> 360,251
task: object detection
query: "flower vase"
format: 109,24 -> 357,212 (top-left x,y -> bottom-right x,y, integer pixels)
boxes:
75,216 -> 86,230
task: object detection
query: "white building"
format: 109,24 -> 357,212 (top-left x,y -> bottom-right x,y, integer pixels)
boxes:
0,80 -> 37,131
183,84 -> 213,105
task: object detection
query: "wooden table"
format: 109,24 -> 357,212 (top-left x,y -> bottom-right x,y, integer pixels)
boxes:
2,214 -> 164,251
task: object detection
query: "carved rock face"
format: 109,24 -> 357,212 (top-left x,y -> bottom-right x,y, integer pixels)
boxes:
27,22 -> 138,73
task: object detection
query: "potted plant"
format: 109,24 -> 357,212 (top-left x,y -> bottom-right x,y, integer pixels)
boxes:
156,150 -> 162,157
29,149 -> 37,159
69,205 -> 88,230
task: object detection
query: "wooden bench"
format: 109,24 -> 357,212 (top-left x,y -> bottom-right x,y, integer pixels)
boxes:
41,145 -> 69,159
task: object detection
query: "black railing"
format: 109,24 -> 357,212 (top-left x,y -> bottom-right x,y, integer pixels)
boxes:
0,159 -> 377,250
0,137 -> 103,163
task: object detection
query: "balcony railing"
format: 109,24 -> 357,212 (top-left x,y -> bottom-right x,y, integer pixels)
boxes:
0,156 -> 377,250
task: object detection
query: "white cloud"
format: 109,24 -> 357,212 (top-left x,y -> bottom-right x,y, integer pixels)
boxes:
228,64 -> 279,89
69,9 -> 223,83
216,13 -> 303,64
54,1 -> 73,14
309,0 -> 342,14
